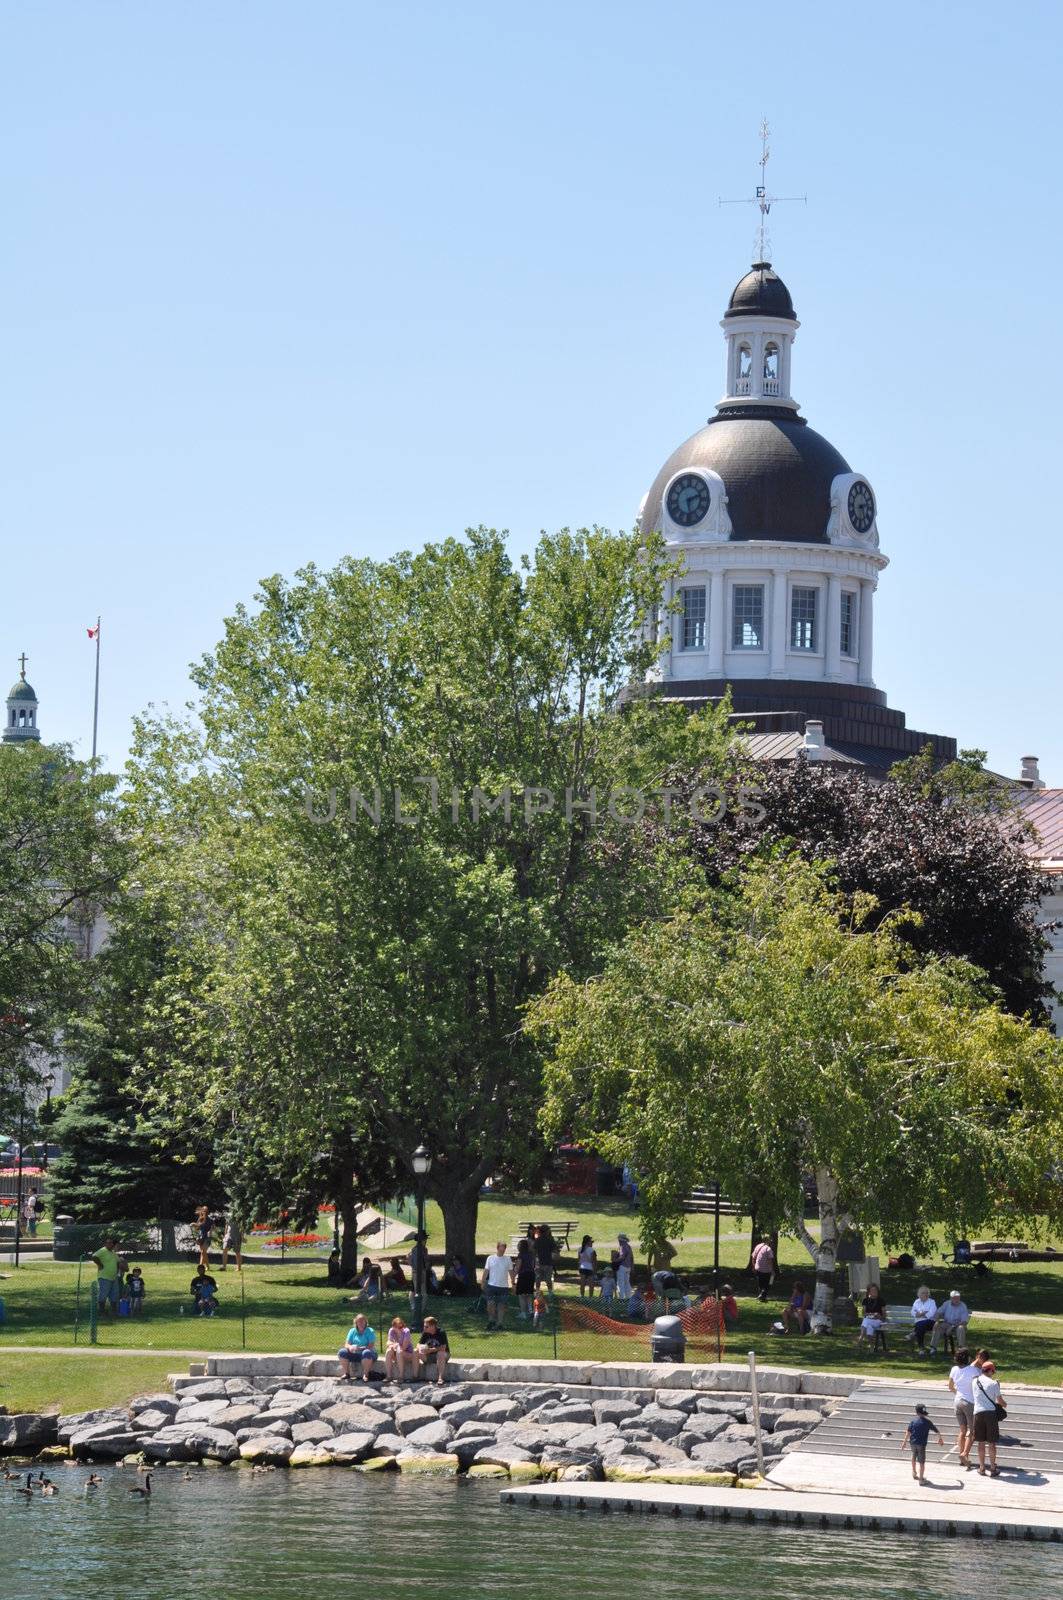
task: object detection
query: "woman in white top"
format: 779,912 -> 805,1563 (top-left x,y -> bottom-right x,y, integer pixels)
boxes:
578,1235 -> 597,1299
948,1347 -> 978,1467
908,1287 -> 937,1353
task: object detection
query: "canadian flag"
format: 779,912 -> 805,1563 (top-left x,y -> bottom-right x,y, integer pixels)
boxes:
87,625 -> 99,639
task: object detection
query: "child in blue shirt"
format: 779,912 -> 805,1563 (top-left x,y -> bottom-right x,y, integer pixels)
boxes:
901,1403 -> 943,1484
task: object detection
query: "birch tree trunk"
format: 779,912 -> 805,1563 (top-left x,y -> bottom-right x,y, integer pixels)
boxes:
794,1166 -> 851,1333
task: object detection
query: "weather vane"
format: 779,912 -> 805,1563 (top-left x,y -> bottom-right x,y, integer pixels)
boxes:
719,119 -> 806,262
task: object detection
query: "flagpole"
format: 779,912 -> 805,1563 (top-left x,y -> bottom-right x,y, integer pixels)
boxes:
91,616 -> 101,764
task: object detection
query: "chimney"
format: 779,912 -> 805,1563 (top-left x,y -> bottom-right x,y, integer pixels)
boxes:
1019,755 -> 1045,790
803,719 -> 825,761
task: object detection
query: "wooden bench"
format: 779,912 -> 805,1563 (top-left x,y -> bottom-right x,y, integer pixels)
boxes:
514,1221 -> 578,1252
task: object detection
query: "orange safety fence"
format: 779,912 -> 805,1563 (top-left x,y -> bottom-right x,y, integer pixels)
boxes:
558,1294 -> 727,1357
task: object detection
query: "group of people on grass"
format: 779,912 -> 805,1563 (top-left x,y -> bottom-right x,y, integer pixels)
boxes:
87,1238 -> 146,1316
338,1313 -> 450,1385
193,1205 -> 243,1271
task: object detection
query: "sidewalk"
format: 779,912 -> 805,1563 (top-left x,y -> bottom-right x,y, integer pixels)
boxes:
769,1447 -> 1063,1515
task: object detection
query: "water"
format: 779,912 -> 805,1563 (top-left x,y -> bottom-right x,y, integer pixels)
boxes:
2,1467 -> 1062,1599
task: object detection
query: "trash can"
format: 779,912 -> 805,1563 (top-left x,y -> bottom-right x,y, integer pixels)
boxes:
52,1216 -> 76,1261
650,1313 -> 686,1363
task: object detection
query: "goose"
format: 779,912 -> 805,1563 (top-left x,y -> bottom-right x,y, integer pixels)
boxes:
85,1474 -> 103,1490
15,1485 -> 34,1499
41,1482 -> 58,1496
128,1474 -> 152,1498
2,1469 -> 20,1481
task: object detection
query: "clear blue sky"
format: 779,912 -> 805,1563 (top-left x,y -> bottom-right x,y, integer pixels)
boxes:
3,1 -> 1061,781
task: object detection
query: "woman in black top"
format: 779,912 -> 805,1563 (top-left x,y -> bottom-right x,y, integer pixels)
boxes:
514,1238 -> 535,1319
534,1225 -> 556,1290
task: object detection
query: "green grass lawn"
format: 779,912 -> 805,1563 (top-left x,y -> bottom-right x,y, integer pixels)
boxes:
3,1195 -> 1061,1415
0,1352 -> 180,1415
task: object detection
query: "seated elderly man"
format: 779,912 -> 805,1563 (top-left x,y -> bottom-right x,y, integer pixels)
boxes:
930,1289 -> 970,1354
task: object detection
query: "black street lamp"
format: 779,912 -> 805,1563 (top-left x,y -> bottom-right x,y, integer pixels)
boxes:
410,1143 -> 432,1331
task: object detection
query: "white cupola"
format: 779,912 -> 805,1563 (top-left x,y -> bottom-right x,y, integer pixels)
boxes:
720,262 -> 799,411
4,654 -> 42,745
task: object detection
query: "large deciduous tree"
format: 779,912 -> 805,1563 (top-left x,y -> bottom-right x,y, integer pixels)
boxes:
0,742 -> 122,1124
124,527 -> 731,1269
650,750 -> 1055,1022
530,857 -> 1063,1330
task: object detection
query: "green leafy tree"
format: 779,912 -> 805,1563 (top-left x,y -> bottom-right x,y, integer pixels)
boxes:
530,857 -> 1063,1329
124,527 -> 732,1269
0,742 -> 122,1125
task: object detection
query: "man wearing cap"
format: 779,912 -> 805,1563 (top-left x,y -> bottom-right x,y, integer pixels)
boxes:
930,1289 -> 970,1354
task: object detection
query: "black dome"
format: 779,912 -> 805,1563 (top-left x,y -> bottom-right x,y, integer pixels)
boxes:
641,414 -> 849,544
724,261 -> 795,322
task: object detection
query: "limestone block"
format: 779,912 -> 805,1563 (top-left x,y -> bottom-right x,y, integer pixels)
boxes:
397,1452 -> 460,1474
724,1423 -> 758,1443
631,1440 -> 691,1467
176,1380 -> 229,1400
619,1406 -> 686,1440
211,1356 -> 293,1378
694,1396 -> 747,1419
136,1408 -> 181,1433
141,1426 -> 202,1462
456,1418 -> 499,1439
685,1440 -> 748,1472
69,1422 -> 142,1459
395,1403 -> 440,1435
234,1422 -> 292,1443
797,1371 -> 860,1397
645,1365 -> 693,1391
184,1427 -> 241,1463
404,1420 -> 454,1451
239,1434 -> 295,1465
289,1444 -> 334,1467
590,1364 -> 653,1388
770,1408 -> 821,1433
564,1424 -> 621,1451
678,1414 -> 730,1444
212,1404 -> 261,1433
539,1445 -> 600,1474
223,1379 -> 257,1398
290,1421 -> 334,1445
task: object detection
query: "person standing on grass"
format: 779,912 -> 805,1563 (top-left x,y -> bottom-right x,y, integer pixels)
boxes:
616,1233 -> 634,1301
948,1347 -> 977,1468
578,1234 -> 597,1298
901,1403 -> 943,1485
751,1237 -> 775,1301
972,1359 -> 1006,1476
221,1215 -> 243,1272
193,1205 -> 213,1269
513,1237 -> 535,1320
89,1237 -> 121,1314
533,1224 -> 556,1291
22,1191 -> 37,1238
482,1241 -> 512,1330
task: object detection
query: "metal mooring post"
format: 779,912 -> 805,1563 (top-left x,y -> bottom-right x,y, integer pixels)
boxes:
747,1348 -> 766,1478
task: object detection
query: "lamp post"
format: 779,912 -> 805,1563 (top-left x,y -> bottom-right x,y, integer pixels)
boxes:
411,1143 -> 432,1332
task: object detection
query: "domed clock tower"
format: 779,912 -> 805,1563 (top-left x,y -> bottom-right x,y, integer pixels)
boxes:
637,259 -> 956,771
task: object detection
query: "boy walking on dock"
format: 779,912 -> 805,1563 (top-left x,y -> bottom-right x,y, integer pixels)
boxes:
901,1403 -> 943,1485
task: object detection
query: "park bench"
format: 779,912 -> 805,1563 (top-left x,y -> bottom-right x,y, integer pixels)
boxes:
514,1220 -> 578,1252
683,1189 -> 744,1215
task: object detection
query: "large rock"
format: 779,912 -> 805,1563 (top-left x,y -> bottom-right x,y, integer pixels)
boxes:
477,1398 -> 524,1424
631,1439 -> 691,1467
621,1406 -> 686,1439
678,1413 -> 730,1444
319,1401 -> 387,1435
58,1407 -> 128,1445
397,1452 -> 460,1474
395,1404 -> 439,1435
592,1400 -> 641,1427
686,1440 -> 748,1472
564,1425 -> 621,1451
291,1421 -> 335,1446
724,1423 -> 758,1444
438,1401 -> 481,1428
451,1434 -> 500,1468
183,1427 -> 241,1463
695,1396 -> 747,1419
135,1408 -> 180,1433
604,1457 -> 659,1481
770,1408 -> 822,1433
473,1443 -> 537,1470
290,1444 -> 334,1467
175,1399 -> 233,1426
239,1434 -> 295,1465
367,1432 -> 408,1458
525,1401 -> 593,1426
325,1431 -> 378,1464
456,1419 -> 499,1439
129,1393 -> 180,1417
213,1404 -> 261,1433
224,1379 -> 257,1398
0,1413 -> 59,1453
235,1422 -> 292,1443
177,1380 -> 228,1401
141,1426 -> 203,1462
69,1421 -> 142,1459
540,1445 -> 600,1474
404,1419 -> 454,1451
770,1426 -> 813,1452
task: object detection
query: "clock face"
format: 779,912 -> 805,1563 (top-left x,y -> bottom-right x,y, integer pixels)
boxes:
666,472 -> 711,528
847,480 -> 875,535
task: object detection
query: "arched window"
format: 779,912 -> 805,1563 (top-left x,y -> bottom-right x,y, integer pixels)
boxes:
764,342 -> 779,393
738,345 -> 752,379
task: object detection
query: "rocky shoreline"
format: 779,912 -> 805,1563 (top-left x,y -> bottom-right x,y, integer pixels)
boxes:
0,1366 -> 837,1485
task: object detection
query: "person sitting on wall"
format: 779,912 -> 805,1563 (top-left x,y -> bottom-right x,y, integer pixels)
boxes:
337,1313 -> 377,1382
190,1264 -> 219,1317
416,1315 -> 450,1386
